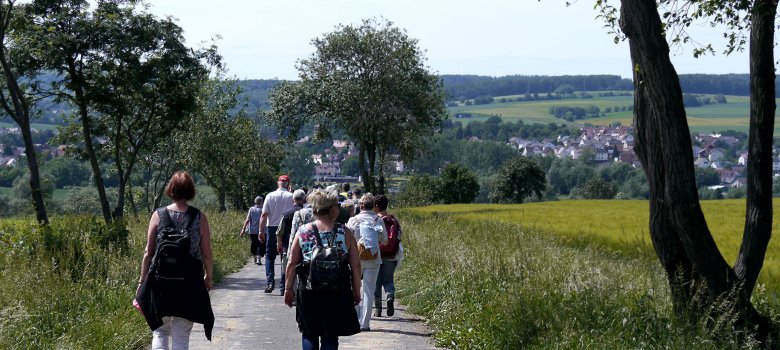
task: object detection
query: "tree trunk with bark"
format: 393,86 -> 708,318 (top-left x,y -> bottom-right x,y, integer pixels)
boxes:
619,0 -> 776,338
620,0 -> 736,305
0,4 -> 48,225
377,148 -> 386,195
734,0 -> 777,301
68,59 -> 112,225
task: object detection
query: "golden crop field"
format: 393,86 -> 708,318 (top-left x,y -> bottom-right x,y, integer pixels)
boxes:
408,199 -> 780,290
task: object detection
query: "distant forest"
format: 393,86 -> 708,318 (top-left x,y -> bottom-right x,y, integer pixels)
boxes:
0,74 -> 760,126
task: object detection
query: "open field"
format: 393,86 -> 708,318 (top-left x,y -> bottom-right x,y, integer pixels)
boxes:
449,94 -> 767,134
396,206 -> 779,348
407,199 -> 780,292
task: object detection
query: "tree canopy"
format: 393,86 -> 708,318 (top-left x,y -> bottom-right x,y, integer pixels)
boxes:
267,18 -> 447,194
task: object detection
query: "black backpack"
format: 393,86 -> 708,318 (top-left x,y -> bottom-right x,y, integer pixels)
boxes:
151,207 -> 198,282
306,223 -> 350,292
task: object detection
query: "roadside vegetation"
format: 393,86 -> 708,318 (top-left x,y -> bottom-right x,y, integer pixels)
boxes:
0,211 -> 247,349
408,200 -> 780,290
396,207 -> 780,349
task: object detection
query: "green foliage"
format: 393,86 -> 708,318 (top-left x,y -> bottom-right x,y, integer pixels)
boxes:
42,157 -> 91,188
0,210 -> 248,349
395,175 -> 438,208
572,177 -> 618,200
490,157 -> 546,203
280,144 -> 316,185
438,163 -> 480,204
13,173 -> 54,200
266,17 -> 447,192
695,167 -> 721,187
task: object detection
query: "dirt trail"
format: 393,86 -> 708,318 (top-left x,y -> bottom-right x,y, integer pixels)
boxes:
182,259 -> 442,349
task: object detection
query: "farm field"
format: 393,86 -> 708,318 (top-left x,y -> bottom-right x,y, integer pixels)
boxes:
408,199 -> 780,291
448,94 -> 769,134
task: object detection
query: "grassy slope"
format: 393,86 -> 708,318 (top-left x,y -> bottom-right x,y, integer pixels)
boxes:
0,210 -> 248,349
408,199 -> 780,292
449,94 -> 765,134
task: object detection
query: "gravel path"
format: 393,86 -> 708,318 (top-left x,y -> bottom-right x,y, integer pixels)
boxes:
184,258 -> 442,349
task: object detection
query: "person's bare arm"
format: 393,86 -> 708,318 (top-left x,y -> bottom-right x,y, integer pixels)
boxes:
284,235 -> 302,307
240,211 -> 251,237
259,212 -> 268,242
199,213 -> 214,291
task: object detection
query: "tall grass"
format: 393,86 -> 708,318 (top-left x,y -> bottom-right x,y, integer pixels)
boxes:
410,199 -> 780,292
395,210 -> 776,349
0,210 -> 247,349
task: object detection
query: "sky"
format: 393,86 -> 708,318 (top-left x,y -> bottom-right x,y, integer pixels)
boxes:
147,0 -> 752,81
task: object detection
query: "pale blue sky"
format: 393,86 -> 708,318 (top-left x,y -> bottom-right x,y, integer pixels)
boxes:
147,0 -> 751,80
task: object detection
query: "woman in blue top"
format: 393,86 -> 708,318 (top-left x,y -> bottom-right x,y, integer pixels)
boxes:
284,188 -> 361,350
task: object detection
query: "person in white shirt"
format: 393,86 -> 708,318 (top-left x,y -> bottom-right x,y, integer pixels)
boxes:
259,175 -> 294,293
345,193 -> 388,331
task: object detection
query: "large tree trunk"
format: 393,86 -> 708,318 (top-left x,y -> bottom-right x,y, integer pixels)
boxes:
68,59 -> 112,224
359,141 -> 370,191
21,123 -> 48,225
377,149 -> 386,195
0,11 -> 48,225
620,0 -> 736,304
366,142 -> 377,193
734,0 -> 777,301
218,167 -> 227,212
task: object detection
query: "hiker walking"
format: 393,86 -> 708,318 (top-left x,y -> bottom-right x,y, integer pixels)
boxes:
276,189 -> 307,296
284,188 -> 362,349
135,171 -> 214,349
260,175 -> 294,293
241,196 -> 264,265
346,193 -> 388,331
373,195 -> 403,317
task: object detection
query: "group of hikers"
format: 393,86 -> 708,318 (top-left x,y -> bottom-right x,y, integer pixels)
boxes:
135,171 -> 404,350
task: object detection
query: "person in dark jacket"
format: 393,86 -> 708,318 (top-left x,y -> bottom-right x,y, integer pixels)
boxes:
135,171 -> 214,349
277,189 -> 307,296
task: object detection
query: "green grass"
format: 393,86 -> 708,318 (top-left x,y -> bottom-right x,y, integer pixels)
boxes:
450,94 -> 767,134
408,199 -> 780,292
395,208 -> 779,349
0,209 -> 249,349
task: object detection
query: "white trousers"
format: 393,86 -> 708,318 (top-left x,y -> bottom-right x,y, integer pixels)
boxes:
152,316 -> 194,350
356,264 -> 380,329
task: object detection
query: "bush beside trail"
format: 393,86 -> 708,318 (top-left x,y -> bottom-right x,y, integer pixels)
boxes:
395,209 -> 779,349
0,211 -> 246,349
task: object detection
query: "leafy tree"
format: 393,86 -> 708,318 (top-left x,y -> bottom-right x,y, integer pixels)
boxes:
396,174 -> 438,207
12,173 -> 53,201
438,163 -> 479,204
183,74 -> 282,212
694,167 -> 720,187
266,18 -> 447,194
42,157 -> 90,188
281,144 -> 316,185
85,2 -> 213,218
490,157 -> 546,204
573,177 -> 618,200
21,0 -> 115,223
0,0 -> 49,224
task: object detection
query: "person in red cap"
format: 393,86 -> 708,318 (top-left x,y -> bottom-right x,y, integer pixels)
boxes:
259,175 -> 294,293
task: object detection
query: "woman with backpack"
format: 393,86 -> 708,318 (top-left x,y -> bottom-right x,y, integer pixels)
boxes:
284,188 -> 361,350
135,171 -> 215,349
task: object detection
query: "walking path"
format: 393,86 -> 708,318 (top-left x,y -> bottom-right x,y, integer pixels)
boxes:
187,258 -> 442,349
